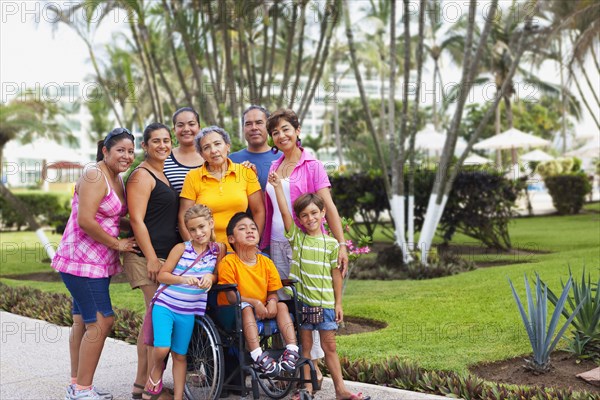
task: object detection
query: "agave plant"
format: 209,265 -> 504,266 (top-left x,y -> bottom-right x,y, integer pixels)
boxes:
508,274 -> 584,373
545,268 -> 600,360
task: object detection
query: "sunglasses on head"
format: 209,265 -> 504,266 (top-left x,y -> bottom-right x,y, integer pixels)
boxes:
104,128 -> 135,145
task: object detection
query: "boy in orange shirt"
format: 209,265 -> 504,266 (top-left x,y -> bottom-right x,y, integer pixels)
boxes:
218,212 -> 299,377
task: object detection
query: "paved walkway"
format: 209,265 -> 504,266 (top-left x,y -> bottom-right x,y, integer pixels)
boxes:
0,311 -> 449,400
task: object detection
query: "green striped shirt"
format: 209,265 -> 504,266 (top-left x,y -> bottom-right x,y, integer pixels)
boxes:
285,224 -> 338,308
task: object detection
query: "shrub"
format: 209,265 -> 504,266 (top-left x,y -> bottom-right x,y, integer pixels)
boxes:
330,168 -> 522,250
544,173 -> 592,214
441,169 -> 524,250
0,193 -> 66,230
351,245 -> 475,281
329,172 -> 389,240
0,283 -> 142,344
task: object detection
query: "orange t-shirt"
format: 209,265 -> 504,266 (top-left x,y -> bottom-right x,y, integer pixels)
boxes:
217,253 -> 282,305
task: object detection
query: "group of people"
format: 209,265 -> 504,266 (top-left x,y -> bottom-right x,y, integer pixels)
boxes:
52,106 -> 370,400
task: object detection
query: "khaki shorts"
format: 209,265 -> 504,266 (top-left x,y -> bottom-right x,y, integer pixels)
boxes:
122,252 -> 165,289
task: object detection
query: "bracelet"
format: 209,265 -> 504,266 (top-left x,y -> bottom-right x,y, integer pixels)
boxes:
338,242 -> 347,246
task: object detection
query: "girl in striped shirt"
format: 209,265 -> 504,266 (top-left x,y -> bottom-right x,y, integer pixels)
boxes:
143,204 -> 225,400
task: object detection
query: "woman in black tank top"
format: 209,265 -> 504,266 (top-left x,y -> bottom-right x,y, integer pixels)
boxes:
124,122 -> 179,399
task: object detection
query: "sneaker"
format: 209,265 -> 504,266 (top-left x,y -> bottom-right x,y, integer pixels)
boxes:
66,385 -> 112,400
279,348 -> 300,372
68,387 -> 101,400
92,386 -> 113,400
253,352 -> 280,377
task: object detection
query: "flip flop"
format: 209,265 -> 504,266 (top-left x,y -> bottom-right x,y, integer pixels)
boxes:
132,382 -> 145,399
339,393 -> 371,400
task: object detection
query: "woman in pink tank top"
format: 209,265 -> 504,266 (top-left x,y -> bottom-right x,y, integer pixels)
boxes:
52,128 -> 138,400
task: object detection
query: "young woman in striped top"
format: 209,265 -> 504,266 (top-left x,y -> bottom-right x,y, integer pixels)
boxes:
164,107 -> 204,193
142,204 -> 225,400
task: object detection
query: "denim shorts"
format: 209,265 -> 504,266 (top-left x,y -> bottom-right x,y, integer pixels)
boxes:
60,272 -> 113,324
299,304 -> 338,331
152,304 -> 195,355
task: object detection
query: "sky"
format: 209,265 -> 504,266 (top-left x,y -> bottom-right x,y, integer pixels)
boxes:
1,1 -> 598,151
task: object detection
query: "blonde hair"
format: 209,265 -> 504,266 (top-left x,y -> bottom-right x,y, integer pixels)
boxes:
184,204 -> 216,242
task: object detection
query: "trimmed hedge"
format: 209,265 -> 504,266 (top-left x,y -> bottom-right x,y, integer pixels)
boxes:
545,173 -> 592,215
0,193 -> 70,231
330,168 -> 524,249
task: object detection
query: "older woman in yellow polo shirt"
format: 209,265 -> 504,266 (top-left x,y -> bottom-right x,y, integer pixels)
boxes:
179,126 -> 265,251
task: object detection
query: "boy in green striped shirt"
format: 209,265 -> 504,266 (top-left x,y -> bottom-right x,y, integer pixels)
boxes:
268,172 -> 371,400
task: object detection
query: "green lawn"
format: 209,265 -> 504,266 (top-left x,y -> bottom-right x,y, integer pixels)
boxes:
2,203 -> 599,372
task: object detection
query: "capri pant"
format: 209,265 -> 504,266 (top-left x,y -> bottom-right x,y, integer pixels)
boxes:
60,272 -> 113,324
152,304 -> 195,355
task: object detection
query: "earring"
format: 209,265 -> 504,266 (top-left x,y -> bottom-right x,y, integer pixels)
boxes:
296,138 -> 302,147
271,146 -> 279,154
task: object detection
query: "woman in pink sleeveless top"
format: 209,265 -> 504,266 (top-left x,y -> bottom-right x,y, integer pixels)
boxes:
52,128 -> 138,400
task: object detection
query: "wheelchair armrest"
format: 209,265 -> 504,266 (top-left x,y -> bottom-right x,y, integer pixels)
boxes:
281,279 -> 297,287
211,283 -> 242,307
212,283 -> 238,293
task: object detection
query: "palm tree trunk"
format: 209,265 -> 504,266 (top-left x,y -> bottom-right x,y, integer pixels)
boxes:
432,59 -> 440,130
278,2 -> 299,107
299,0 -> 337,124
162,1 -> 194,107
128,21 -> 159,120
266,0 -> 280,102
343,0 -> 391,198
298,0 -> 330,120
289,2 -> 307,109
219,1 -> 237,126
421,0 -> 500,263
259,2 -> 269,101
85,41 -> 124,127
407,0 -> 426,253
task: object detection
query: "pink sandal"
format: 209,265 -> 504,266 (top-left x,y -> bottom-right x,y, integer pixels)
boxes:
142,375 -> 163,400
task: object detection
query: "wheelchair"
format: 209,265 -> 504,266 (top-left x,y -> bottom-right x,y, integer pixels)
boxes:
184,280 -> 319,400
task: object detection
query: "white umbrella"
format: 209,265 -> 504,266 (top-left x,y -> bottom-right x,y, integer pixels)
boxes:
521,149 -> 554,162
410,123 -> 468,155
566,141 -> 600,158
412,123 -> 446,151
463,154 -> 492,165
473,128 -> 550,150
474,128 -> 550,164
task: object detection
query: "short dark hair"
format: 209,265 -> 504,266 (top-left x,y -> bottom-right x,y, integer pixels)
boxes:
242,105 -> 270,125
266,108 -> 300,136
226,212 -> 256,252
143,122 -> 170,144
172,107 -> 200,126
293,193 -> 325,217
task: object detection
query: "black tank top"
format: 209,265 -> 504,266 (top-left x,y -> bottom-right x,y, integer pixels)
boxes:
135,167 -> 180,259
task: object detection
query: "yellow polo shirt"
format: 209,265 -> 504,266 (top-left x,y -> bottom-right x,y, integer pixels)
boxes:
180,160 -> 261,251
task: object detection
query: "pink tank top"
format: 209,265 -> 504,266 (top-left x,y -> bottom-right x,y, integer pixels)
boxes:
52,167 -> 127,278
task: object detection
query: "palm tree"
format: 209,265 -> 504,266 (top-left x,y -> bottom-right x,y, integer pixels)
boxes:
0,97 -> 74,241
423,3 -> 465,131
541,0 -> 600,136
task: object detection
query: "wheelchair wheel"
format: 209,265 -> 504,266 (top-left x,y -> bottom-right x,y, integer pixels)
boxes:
257,368 -> 296,399
184,316 -> 224,400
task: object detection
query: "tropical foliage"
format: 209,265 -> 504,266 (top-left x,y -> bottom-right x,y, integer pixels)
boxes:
508,274 -> 584,373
